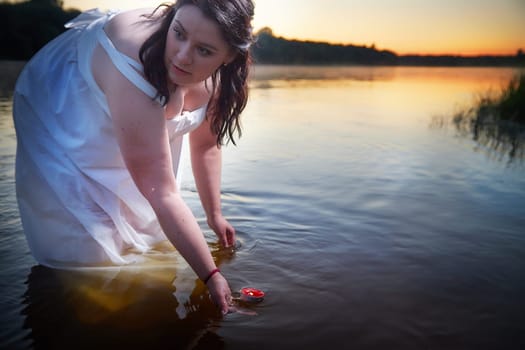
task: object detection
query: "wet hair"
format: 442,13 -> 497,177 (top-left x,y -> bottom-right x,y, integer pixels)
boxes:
139,0 -> 255,145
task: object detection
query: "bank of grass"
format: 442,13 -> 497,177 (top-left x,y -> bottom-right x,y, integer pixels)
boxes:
450,72 -> 525,162
480,73 -> 524,123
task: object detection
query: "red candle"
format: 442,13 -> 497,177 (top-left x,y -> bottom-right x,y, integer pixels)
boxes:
240,287 -> 265,302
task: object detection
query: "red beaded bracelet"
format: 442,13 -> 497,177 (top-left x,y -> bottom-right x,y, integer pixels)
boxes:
203,268 -> 220,285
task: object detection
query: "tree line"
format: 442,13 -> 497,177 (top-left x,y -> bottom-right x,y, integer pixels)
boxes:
0,0 -> 80,60
251,27 -> 398,65
1,0 -> 524,67
251,28 -> 525,67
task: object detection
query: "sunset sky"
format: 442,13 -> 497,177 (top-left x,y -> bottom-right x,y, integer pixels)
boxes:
60,0 -> 525,56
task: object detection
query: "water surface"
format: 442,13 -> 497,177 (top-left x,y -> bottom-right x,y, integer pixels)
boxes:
1,65 -> 524,349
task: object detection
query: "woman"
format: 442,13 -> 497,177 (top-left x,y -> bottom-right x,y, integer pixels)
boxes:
13,0 -> 254,315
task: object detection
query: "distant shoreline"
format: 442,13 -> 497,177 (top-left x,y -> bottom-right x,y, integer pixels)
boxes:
250,29 -> 525,68
251,50 -> 525,68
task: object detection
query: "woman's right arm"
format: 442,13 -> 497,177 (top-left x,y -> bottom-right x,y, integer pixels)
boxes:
92,44 -> 232,314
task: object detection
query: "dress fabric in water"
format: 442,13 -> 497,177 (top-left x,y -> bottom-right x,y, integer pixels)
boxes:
12,9 -> 207,268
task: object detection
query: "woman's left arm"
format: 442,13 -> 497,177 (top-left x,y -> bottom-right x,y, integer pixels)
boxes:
190,117 -> 236,247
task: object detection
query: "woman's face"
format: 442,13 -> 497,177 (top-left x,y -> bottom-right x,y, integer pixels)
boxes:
164,5 -> 235,87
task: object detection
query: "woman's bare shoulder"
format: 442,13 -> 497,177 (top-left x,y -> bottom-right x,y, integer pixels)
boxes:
103,8 -> 160,61
92,9 -> 164,115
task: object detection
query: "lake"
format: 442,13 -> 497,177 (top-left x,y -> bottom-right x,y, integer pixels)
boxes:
1,64 -> 524,349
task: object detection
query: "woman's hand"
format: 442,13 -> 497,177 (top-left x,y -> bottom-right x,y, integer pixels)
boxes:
206,271 -> 234,315
208,214 -> 236,248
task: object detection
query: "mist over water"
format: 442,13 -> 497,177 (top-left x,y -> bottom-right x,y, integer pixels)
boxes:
1,65 -> 524,349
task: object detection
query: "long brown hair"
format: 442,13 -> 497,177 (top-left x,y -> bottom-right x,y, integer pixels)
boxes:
139,0 -> 255,146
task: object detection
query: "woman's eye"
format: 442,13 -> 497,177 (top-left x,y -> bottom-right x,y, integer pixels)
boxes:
173,28 -> 184,39
197,47 -> 212,56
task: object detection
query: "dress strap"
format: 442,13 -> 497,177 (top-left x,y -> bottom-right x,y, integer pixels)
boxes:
96,28 -> 164,105
65,8 -> 114,29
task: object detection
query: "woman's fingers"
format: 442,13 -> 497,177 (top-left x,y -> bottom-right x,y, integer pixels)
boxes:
209,215 -> 236,247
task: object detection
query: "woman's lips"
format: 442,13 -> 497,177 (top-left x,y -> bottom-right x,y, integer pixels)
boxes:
173,64 -> 191,75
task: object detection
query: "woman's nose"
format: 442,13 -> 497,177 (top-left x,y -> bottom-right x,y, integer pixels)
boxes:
177,43 -> 192,65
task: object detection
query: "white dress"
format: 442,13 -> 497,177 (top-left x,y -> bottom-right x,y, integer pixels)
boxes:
13,9 -> 207,268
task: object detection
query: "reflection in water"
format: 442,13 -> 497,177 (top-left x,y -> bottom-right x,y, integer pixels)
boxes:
21,243 -> 239,349
431,112 -> 525,165
432,90 -> 525,165
249,64 -> 397,90
453,111 -> 524,164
